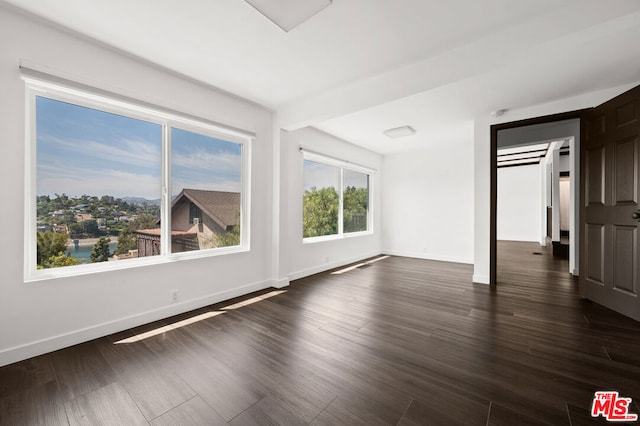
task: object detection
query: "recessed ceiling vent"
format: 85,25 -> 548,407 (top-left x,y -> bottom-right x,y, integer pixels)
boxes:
383,125 -> 416,139
245,0 -> 332,32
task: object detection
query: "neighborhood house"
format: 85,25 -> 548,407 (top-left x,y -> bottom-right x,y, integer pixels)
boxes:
135,189 -> 240,256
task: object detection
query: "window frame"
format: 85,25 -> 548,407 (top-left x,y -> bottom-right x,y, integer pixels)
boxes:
302,151 -> 373,244
24,79 -> 252,282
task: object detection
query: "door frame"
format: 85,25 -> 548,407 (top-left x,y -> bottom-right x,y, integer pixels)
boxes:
489,109 -> 589,285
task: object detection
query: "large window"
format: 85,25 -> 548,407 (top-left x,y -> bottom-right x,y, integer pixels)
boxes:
302,154 -> 371,240
26,79 -> 250,280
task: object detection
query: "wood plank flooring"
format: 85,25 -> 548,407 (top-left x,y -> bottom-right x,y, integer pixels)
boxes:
1,241 -> 639,425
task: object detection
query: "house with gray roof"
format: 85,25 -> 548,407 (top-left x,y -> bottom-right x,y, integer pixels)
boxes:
135,189 -> 240,256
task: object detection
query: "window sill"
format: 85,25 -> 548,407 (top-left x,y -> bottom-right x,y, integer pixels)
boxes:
24,245 -> 249,283
303,230 -> 373,245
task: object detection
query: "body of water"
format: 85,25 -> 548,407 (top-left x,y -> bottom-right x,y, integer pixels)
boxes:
69,242 -> 118,263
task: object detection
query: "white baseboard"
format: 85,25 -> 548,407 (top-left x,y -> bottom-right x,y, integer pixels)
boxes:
382,249 -> 473,265
473,274 -> 490,284
0,279 -> 272,368
272,277 -> 290,289
288,251 -> 383,282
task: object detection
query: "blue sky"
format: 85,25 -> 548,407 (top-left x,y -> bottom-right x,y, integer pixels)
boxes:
171,127 -> 242,196
36,96 -> 242,199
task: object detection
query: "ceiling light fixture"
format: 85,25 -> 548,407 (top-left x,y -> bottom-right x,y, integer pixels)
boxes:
383,125 -> 416,139
245,0 -> 332,32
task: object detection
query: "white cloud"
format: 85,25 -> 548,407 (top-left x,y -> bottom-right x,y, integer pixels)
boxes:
171,149 -> 241,174
39,133 -> 162,168
38,168 -> 161,199
171,177 -> 241,195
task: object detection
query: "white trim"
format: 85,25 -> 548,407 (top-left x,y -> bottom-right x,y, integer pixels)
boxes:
338,167 -> 344,235
569,136 -> 579,276
288,251 -> 383,281
24,85 -> 36,282
383,249 -> 473,265
473,274 -> 491,284
241,134 -> 252,251
25,245 -> 251,283
303,229 -> 374,244
0,279 -> 272,367
272,277 -> 290,289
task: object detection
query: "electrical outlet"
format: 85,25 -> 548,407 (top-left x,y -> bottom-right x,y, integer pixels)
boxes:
171,289 -> 179,304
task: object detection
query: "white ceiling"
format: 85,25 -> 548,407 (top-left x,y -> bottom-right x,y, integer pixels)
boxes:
4,0 -> 640,154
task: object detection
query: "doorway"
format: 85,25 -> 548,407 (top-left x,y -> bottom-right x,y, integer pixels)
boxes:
490,110 -> 587,285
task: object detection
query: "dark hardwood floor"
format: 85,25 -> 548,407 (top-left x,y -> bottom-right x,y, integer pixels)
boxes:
1,241 -> 639,425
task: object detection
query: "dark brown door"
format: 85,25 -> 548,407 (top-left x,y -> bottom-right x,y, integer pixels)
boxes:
581,85 -> 640,322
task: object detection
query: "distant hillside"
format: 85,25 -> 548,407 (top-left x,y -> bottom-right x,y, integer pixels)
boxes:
121,197 -> 161,206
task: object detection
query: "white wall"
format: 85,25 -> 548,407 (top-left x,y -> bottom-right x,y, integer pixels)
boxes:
473,82 -> 639,284
279,128 -> 383,281
540,154 -> 552,246
382,131 -> 474,264
559,177 -> 570,231
0,7 -> 275,366
497,165 -> 541,242
552,149 -> 562,242
548,145 -> 573,242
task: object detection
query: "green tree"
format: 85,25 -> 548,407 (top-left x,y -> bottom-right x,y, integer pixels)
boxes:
343,186 -> 368,233
100,195 -> 115,205
52,193 -> 71,210
303,187 -> 339,238
61,210 -> 77,225
215,212 -> 241,247
69,219 -> 100,238
90,237 -> 111,263
114,228 -> 137,255
130,213 -> 159,230
37,231 -> 69,267
42,253 -> 81,269
36,231 -> 80,269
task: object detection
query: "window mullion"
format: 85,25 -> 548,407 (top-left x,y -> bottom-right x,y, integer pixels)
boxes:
161,123 -> 171,256
338,167 -> 344,235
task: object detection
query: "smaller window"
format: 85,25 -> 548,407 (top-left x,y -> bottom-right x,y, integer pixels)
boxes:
302,154 -> 372,241
189,204 -> 203,224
